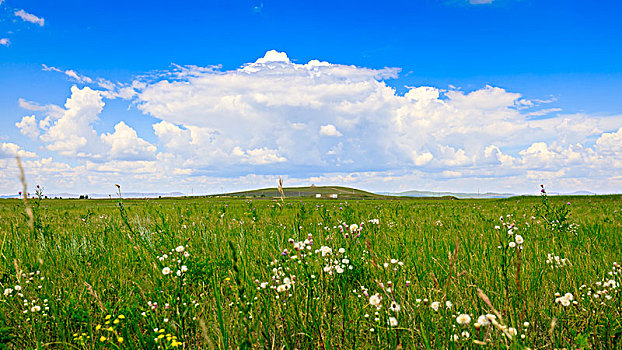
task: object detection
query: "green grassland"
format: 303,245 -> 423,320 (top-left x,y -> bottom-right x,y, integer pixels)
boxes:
0,190 -> 621,349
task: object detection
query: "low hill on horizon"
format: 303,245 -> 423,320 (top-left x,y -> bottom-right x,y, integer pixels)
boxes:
206,186 -> 456,200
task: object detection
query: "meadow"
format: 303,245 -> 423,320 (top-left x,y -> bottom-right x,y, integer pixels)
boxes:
0,187 -> 621,349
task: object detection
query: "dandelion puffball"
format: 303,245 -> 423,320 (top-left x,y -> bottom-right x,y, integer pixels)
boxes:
456,314 -> 471,325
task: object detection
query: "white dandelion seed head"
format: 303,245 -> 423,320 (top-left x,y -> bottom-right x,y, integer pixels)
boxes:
431,301 -> 440,311
369,294 -> 382,308
456,314 -> 471,325
477,315 -> 490,326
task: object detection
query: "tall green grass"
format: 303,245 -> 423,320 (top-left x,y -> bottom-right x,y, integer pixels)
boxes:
0,191 -> 620,348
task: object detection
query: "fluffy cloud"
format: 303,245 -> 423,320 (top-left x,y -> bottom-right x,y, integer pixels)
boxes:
6,50 -> 622,194
101,121 -> 157,161
16,115 -> 40,139
39,86 -> 105,157
320,124 -> 343,137
232,147 -> 287,165
0,38 -> 9,47
19,86 -> 156,162
15,9 -> 44,26
0,142 -> 37,159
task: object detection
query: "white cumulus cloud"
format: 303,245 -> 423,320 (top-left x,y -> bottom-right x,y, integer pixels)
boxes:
15,115 -> 40,139
101,121 -> 157,161
320,124 -> 343,137
6,50 -> 622,194
0,142 -> 37,159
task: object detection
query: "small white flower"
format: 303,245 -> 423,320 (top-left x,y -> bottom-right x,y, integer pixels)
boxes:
388,317 -> 398,327
180,265 -> 188,272
477,315 -> 490,326
445,301 -> 453,309
175,245 -> 185,253
338,248 -> 346,254
318,246 -> 332,256
162,267 -> 172,275
515,235 -> 524,244
369,294 -> 382,308
456,314 -> 471,325
30,305 -> 41,312
14,285 -> 21,291
431,301 -> 440,311
509,242 -> 516,248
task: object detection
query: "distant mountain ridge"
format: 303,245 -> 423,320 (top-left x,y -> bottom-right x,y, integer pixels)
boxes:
380,190 -> 516,199
0,192 -> 185,199
381,189 -> 598,199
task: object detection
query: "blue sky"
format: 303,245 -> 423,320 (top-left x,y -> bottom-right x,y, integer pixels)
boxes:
1,0 -> 621,195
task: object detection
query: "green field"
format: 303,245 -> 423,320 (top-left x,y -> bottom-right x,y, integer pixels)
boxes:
0,189 -> 621,349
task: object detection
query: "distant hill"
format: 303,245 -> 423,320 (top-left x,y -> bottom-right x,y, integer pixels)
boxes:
206,186 -> 455,200
208,186 -> 388,200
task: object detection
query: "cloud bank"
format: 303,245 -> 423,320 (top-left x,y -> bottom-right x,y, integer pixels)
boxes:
3,50 -> 622,195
